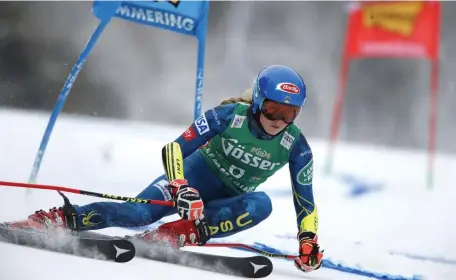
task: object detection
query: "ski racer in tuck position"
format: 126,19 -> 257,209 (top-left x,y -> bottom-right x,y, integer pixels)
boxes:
6,64 -> 323,273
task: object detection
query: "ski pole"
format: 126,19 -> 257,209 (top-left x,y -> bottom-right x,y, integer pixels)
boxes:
0,180 -> 175,207
189,243 -> 298,260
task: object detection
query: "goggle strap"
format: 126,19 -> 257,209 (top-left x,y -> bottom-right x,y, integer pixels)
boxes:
259,98 -> 265,112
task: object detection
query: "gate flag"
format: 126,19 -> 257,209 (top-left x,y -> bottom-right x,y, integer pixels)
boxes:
345,1 -> 439,59
325,1 -> 441,189
92,1 -> 210,120
27,1 -> 210,187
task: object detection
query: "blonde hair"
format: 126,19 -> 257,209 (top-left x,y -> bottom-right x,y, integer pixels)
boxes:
220,88 -> 253,105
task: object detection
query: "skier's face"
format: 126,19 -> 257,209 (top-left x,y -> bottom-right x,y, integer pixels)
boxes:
259,113 -> 288,135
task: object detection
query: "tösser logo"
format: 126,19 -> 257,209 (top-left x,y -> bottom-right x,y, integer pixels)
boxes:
362,2 -> 423,37
276,83 -> 300,94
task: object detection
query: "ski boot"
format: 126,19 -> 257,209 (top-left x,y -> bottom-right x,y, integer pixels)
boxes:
128,215 -> 211,249
2,191 -> 79,232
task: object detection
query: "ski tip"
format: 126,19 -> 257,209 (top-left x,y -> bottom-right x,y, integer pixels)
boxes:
246,256 -> 273,278
111,239 -> 136,263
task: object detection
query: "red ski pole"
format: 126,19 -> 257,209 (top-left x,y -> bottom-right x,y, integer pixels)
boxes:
0,180 -> 175,207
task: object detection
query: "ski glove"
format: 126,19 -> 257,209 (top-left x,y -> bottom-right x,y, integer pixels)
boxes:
294,231 -> 324,273
167,178 -> 204,221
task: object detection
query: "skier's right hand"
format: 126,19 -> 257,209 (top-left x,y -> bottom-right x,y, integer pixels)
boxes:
167,179 -> 204,221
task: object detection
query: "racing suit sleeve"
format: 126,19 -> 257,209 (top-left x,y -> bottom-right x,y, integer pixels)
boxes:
288,134 -> 318,234
171,104 -> 236,159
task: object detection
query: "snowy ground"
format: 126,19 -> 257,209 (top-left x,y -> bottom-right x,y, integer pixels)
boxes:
0,109 -> 455,280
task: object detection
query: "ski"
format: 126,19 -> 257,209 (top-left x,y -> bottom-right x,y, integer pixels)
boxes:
130,238 -> 273,278
0,225 -> 135,263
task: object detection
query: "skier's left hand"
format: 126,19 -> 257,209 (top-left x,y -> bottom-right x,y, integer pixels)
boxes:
168,179 -> 204,221
294,231 -> 324,273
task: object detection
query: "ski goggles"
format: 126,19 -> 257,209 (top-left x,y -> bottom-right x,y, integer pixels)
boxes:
260,99 -> 301,124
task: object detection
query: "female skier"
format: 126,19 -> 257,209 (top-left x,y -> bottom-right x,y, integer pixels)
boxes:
7,65 -> 323,273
